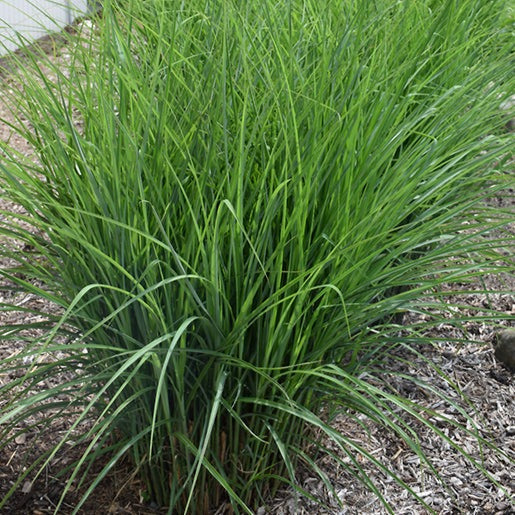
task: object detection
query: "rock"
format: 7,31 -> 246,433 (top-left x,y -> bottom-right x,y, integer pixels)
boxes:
493,328 -> 515,372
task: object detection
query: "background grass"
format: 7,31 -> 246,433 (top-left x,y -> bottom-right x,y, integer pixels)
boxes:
0,0 -> 513,513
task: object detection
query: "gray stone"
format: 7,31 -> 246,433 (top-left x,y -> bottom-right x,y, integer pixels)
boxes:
493,328 -> 515,372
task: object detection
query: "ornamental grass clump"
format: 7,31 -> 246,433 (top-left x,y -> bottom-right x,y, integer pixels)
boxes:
0,0 -> 513,512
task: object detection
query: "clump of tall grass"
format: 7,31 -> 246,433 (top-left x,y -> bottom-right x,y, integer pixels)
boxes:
0,0 -> 513,512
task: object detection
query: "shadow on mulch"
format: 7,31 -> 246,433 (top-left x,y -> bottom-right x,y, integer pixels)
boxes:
0,443 -> 168,515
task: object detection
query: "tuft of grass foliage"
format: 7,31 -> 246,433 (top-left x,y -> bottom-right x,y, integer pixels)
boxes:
0,0 -> 513,512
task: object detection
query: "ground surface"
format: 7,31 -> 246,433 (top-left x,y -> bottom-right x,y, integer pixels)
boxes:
0,30 -> 513,515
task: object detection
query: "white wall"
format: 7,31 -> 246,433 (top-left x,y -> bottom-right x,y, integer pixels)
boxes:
0,1 -> 89,55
